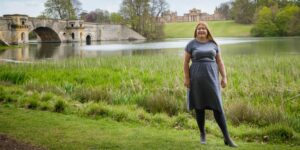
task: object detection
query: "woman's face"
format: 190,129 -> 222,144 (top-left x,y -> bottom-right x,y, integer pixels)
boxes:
196,24 -> 208,38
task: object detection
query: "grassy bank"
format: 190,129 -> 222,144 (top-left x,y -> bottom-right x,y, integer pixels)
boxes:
0,45 -> 22,51
164,20 -> 253,38
0,106 -> 298,150
0,52 -> 299,148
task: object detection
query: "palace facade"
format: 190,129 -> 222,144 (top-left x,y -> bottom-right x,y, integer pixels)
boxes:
160,8 -> 225,23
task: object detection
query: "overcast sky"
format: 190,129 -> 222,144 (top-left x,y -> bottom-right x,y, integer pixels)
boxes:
0,0 -> 231,17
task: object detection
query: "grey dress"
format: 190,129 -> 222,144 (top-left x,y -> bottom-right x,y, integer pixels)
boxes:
185,39 -> 223,112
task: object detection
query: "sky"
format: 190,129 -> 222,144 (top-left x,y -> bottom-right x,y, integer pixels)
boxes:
0,0 -> 231,17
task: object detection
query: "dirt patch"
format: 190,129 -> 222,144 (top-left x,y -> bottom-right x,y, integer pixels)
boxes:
0,134 -> 45,150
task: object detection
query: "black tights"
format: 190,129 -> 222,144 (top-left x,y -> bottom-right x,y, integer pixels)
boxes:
195,109 -> 230,140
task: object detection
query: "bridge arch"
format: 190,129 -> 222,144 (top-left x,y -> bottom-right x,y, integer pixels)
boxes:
86,34 -> 91,45
29,27 -> 61,43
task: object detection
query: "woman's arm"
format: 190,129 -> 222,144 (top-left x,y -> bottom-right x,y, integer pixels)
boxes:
215,52 -> 227,88
184,52 -> 191,88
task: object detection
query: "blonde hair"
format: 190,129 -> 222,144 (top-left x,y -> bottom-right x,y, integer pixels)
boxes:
194,21 -> 217,45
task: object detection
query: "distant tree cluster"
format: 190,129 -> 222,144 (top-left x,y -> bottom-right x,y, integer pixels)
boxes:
251,5 -> 300,36
215,0 -> 300,36
80,10 -> 124,24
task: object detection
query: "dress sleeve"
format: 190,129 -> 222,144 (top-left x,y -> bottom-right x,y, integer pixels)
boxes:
185,41 -> 193,54
215,44 -> 221,54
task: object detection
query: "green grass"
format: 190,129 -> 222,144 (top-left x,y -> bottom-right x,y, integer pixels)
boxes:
0,49 -> 299,148
0,45 -> 22,51
0,106 -> 298,150
164,20 -> 253,38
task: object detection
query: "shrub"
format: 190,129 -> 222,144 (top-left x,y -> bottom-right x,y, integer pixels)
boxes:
109,109 -> 129,122
264,124 -> 294,142
40,92 -> 55,101
0,87 -> 25,103
24,82 -> 65,96
137,92 -> 180,116
72,87 -> 112,104
251,7 -> 278,37
63,82 -> 74,94
85,103 -> 109,117
38,101 -> 53,111
24,99 -> 39,109
151,113 -> 169,125
0,89 -> 7,102
172,113 -> 189,129
136,109 -> 151,122
84,102 -> 129,122
54,99 -> 67,113
287,115 -> 300,132
240,124 -> 295,143
226,102 -> 284,126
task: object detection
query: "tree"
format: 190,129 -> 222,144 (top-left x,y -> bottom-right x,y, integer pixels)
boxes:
231,0 -> 256,24
288,9 -> 300,35
150,0 -> 169,21
215,2 -> 232,20
251,7 -> 278,36
43,0 -> 82,19
37,12 -> 49,19
110,13 -> 124,24
84,9 -> 110,23
275,5 -> 300,36
120,0 -> 168,39
71,0 -> 82,18
120,0 -> 149,34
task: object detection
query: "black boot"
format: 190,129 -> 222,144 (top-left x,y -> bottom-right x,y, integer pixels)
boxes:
224,138 -> 238,147
200,132 -> 206,144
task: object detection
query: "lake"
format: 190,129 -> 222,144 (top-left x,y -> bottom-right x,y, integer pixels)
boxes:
0,37 -> 299,62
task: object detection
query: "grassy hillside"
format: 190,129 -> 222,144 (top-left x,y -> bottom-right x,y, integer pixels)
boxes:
164,20 -> 253,38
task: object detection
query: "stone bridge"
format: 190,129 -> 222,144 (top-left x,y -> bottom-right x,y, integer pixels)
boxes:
0,14 -> 145,45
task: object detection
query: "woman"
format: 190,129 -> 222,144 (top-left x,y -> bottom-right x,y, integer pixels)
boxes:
183,21 -> 237,147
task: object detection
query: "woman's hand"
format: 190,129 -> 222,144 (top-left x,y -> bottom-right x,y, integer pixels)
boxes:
184,78 -> 190,88
221,77 -> 227,88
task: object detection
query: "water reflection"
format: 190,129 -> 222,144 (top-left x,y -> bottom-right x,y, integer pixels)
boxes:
0,37 -> 299,62
221,37 -> 300,56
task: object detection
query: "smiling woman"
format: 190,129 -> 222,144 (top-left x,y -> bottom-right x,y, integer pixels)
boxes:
183,21 -> 237,147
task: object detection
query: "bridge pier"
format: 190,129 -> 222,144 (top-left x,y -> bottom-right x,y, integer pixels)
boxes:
66,20 -> 85,43
0,14 -> 29,45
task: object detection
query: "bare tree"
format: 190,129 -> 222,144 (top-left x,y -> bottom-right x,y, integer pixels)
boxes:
150,0 -> 169,21
120,0 -> 168,39
83,9 -> 110,24
72,0 -> 82,18
215,2 -> 232,20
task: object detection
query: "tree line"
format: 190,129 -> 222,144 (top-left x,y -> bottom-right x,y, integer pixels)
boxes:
215,0 -> 300,36
40,0 -> 168,39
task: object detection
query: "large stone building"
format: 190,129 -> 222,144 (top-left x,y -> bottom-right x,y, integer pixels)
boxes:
160,8 -> 225,23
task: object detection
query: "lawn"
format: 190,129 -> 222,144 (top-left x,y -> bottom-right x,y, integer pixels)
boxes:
164,20 -> 253,38
0,106 -> 298,150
